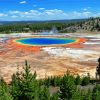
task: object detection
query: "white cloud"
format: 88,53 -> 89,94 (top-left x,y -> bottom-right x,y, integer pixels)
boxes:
11,15 -> 18,18
38,8 -> 45,10
8,9 -> 100,20
83,7 -> 91,11
82,11 -> 91,17
44,9 -> 67,16
0,9 -> 100,20
83,8 -> 88,11
72,11 -> 93,18
0,13 -> 7,17
9,10 -> 20,14
19,1 -> 27,4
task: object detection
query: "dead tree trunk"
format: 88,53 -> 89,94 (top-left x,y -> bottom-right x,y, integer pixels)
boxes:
96,58 -> 100,80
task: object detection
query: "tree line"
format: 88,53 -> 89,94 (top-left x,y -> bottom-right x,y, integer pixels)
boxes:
0,23 -> 67,34
0,60 -> 100,100
0,17 -> 99,34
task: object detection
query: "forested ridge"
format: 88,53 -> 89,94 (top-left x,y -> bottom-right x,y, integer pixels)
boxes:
0,17 -> 99,34
0,61 -> 100,100
63,17 -> 100,32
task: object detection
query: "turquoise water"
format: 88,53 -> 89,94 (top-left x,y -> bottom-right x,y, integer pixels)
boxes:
16,38 -> 76,46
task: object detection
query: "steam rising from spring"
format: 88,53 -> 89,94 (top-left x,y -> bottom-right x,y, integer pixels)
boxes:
49,26 -> 59,34
41,26 -> 58,35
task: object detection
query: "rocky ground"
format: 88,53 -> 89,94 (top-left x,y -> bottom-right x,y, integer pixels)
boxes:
0,33 -> 100,83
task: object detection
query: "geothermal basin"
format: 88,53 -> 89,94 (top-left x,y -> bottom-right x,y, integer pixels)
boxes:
0,33 -> 100,83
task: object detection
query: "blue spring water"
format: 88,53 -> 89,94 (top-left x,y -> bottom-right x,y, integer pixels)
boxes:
15,38 -> 76,46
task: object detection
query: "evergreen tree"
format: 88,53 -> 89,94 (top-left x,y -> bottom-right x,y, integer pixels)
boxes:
75,75 -> 81,85
59,72 -> 76,100
72,88 -> 83,100
39,87 -> 51,100
0,78 -> 13,100
50,93 -> 59,100
92,85 -> 100,100
11,60 -> 39,100
11,72 -> 21,100
81,73 -> 90,86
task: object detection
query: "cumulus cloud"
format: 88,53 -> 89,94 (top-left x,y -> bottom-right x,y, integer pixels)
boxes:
0,9 -> 100,20
45,9 -> 65,15
8,9 -> 68,20
0,13 -> 7,17
71,11 -> 92,18
9,10 -> 20,14
38,8 -> 45,10
19,1 -> 27,4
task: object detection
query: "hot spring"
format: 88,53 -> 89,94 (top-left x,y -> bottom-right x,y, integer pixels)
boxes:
14,37 -> 77,46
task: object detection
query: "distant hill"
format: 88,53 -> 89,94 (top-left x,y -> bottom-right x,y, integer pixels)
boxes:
0,19 -> 86,25
62,17 -> 100,32
0,17 -> 99,33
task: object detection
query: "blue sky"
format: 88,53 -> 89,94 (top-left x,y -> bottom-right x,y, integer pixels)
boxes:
0,0 -> 100,21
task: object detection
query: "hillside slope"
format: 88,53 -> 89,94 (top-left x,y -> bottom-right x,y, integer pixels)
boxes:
63,17 -> 100,33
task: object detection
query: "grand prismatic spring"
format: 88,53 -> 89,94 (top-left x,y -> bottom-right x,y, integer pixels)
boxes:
14,38 -> 77,46
12,37 -> 85,52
